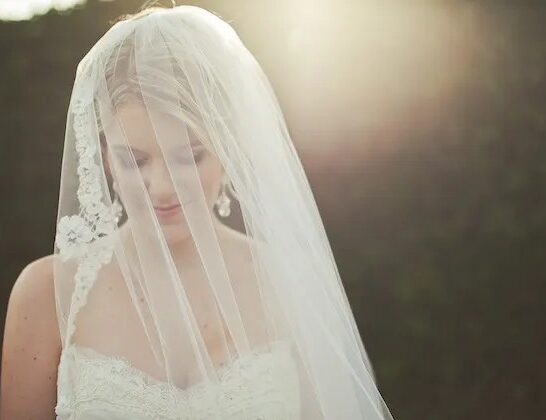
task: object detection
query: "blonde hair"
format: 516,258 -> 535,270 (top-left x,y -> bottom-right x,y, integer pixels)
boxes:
111,1 -> 174,25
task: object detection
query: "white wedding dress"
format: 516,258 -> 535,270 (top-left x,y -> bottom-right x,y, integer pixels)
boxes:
55,338 -> 302,419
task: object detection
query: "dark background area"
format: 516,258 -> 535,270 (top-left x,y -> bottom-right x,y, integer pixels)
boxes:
1,1 -> 545,418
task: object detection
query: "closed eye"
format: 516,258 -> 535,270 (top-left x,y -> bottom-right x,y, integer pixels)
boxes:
173,147 -> 205,165
116,153 -> 148,168
111,146 -> 149,169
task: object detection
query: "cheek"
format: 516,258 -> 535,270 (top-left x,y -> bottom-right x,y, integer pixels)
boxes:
198,156 -> 223,203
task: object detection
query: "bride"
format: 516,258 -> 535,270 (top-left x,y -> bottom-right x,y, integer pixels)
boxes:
1,4 -> 394,419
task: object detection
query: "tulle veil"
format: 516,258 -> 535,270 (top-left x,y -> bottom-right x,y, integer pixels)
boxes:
53,5 -> 394,419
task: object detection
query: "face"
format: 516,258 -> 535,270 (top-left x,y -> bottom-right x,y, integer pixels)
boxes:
104,102 -> 224,246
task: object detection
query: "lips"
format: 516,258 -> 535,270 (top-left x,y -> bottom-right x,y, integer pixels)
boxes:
153,203 -> 181,218
154,203 -> 180,211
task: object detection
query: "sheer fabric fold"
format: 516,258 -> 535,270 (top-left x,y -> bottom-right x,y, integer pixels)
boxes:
53,6 -> 394,419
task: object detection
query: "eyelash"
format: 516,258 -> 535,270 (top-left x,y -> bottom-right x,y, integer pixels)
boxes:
118,151 -> 205,168
135,158 -> 148,167
176,150 -> 205,165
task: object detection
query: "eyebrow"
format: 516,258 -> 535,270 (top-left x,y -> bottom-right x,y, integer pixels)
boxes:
111,142 -> 203,156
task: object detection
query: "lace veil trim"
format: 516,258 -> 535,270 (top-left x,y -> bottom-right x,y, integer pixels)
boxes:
54,86 -> 122,347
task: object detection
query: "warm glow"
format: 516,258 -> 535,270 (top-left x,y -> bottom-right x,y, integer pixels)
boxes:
255,1 -> 483,150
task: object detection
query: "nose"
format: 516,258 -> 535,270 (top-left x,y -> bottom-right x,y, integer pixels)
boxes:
145,158 -> 177,202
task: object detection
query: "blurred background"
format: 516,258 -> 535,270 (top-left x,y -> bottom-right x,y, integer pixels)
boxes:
0,0 -> 545,418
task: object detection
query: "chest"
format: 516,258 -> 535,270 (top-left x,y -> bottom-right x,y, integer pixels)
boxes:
56,339 -> 302,420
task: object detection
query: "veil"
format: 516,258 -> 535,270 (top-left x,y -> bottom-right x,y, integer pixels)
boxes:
53,5 -> 394,419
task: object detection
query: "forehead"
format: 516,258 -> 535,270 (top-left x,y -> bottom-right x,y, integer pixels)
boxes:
105,102 -> 204,151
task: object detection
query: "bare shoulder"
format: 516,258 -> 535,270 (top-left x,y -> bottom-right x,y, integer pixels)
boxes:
1,255 -> 60,417
7,255 -> 59,324
11,254 -> 56,296
4,254 -> 60,348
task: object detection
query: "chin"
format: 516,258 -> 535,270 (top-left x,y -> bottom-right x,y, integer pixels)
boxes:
160,220 -> 191,245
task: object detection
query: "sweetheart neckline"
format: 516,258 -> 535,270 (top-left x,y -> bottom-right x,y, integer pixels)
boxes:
59,338 -> 291,396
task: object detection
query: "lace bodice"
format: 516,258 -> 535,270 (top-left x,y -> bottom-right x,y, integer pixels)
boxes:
55,339 -> 301,419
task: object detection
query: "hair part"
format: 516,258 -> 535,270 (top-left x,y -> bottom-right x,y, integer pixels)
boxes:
111,0 -> 176,26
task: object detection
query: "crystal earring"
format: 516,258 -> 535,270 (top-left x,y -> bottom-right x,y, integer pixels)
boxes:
215,176 -> 231,218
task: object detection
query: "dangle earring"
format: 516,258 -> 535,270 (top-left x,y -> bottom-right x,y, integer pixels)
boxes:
215,175 -> 232,218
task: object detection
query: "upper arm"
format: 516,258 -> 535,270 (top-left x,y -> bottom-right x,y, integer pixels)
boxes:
1,256 -> 61,420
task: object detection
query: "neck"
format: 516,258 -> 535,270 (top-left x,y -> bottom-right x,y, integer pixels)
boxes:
117,215 -> 229,268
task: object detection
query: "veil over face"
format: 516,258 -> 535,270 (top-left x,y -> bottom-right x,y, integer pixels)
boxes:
53,5 -> 394,419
